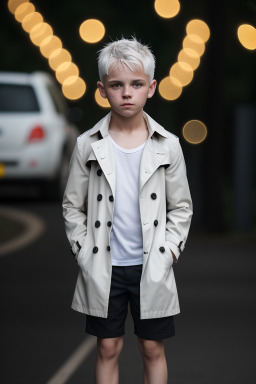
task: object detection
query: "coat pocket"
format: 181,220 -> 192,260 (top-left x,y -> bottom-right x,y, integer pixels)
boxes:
163,241 -> 174,269
76,235 -> 92,267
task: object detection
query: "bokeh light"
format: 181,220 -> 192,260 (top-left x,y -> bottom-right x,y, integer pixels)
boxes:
15,2 -> 35,22
182,120 -> 207,144
186,19 -> 210,43
183,34 -> 205,56
237,24 -> 256,50
40,35 -> 62,58
79,19 -> 105,43
56,62 -> 79,84
169,62 -> 194,86
48,48 -> 72,70
154,0 -> 180,19
158,76 -> 182,100
178,48 -> 200,70
62,76 -> 86,100
30,22 -> 53,46
95,88 -> 111,108
8,0 -> 87,101
21,11 -> 43,33
8,0 -> 28,14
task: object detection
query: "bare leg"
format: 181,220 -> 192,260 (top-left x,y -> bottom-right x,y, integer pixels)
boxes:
95,336 -> 123,384
137,338 -> 168,384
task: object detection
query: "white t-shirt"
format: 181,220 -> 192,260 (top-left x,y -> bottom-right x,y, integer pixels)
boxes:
109,134 -> 148,266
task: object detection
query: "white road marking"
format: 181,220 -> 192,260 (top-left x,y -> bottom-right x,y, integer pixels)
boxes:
0,205 -> 45,257
46,336 -> 97,384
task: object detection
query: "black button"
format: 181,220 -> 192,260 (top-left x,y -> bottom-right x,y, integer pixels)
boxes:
109,195 -> 114,202
97,194 -> 102,201
93,246 -> 98,253
107,221 -> 112,227
151,193 -> 157,200
154,220 -> 158,226
159,246 -> 165,253
95,220 -> 101,228
97,169 -> 102,176
107,245 -> 111,251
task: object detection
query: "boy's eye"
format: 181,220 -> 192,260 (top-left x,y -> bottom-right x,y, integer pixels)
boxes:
111,84 -> 120,88
133,83 -> 142,88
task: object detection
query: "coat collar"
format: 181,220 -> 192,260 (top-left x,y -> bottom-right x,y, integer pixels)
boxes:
88,110 -> 169,139
86,111 -> 170,197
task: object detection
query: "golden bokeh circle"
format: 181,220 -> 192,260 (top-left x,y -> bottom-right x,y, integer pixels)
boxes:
169,61 -> 194,86
8,0 -> 27,14
30,22 -> 53,46
79,19 -> 105,43
15,2 -> 35,22
22,11 -> 44,33
62,76 -> 86,100
154,0 -> 180,18
178,48 -> 200,70
183,34 -> 205,56
40,35 -> 62,58
186,19 -> 210,43
158,76 -> 182,100
95,88 -> 111,108
56,62 -> 79,84
182,120 -> 207,144
237,24 -> 256,50
48,48 -> 72,70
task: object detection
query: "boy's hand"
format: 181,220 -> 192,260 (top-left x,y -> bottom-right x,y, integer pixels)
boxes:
171,251 -> 177,263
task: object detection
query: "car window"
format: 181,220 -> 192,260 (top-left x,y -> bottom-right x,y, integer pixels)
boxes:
46,84 -> 67,115
0,84 -> 40,112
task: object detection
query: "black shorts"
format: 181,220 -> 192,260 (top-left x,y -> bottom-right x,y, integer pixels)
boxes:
85,264 -> 175,340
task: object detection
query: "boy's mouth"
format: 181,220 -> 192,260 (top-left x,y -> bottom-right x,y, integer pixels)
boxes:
121,103 -> 133,106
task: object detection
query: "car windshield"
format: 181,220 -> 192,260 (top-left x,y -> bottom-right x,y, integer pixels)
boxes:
0,84 -> 40,112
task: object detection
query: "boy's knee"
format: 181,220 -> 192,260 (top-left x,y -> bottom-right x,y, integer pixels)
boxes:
138,338 -> 164,362
97,337 -> 123,360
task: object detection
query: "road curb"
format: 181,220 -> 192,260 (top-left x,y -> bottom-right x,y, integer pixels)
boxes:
0,206 -> 46,257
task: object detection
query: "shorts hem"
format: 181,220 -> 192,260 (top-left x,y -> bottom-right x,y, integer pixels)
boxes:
134,330 -> 175,340
86,328 -> 125,338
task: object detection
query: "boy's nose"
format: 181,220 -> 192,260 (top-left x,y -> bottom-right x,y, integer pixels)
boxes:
122,86 -> 132,97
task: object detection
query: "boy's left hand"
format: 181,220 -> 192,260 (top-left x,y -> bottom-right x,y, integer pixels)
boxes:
171,251 -> 177,263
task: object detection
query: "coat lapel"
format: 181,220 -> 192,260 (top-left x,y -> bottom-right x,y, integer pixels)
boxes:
90,136 -> 116,197
139,137 -> 170,193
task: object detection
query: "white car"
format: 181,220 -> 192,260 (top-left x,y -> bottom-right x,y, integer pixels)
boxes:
0,71 -> 80,198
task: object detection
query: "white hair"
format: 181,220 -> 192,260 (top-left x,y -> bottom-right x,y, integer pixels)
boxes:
97,37 -> 155,83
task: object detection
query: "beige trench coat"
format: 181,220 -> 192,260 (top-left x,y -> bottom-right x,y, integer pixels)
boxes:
63,111 -> 193,319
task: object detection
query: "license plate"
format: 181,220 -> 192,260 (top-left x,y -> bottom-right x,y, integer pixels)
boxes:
0,163 -> 5,178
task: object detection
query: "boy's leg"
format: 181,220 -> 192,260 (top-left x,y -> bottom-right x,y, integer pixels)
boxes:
137,337 -> 167,384
126,264 -> 175,384
95,336 -> 124,384
85,266 -> 129,383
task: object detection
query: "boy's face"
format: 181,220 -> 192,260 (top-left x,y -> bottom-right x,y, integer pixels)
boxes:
97,63 -> 157,119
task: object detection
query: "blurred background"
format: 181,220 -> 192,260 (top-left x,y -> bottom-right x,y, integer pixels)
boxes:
1,0 -> 256,233
0,1 -> 256,383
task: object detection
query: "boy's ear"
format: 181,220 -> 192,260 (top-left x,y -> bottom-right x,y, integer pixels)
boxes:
97,81 -> 107,98
147,79 -> 157,99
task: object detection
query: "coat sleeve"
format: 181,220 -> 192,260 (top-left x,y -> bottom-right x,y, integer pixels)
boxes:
62,140 -> 89,258
165,137 -> 193,262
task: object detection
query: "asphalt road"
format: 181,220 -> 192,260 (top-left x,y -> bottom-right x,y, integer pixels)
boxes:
1,196 -> 256,384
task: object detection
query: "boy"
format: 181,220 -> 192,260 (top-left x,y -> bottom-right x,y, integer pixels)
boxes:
63,37 -> 193,384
